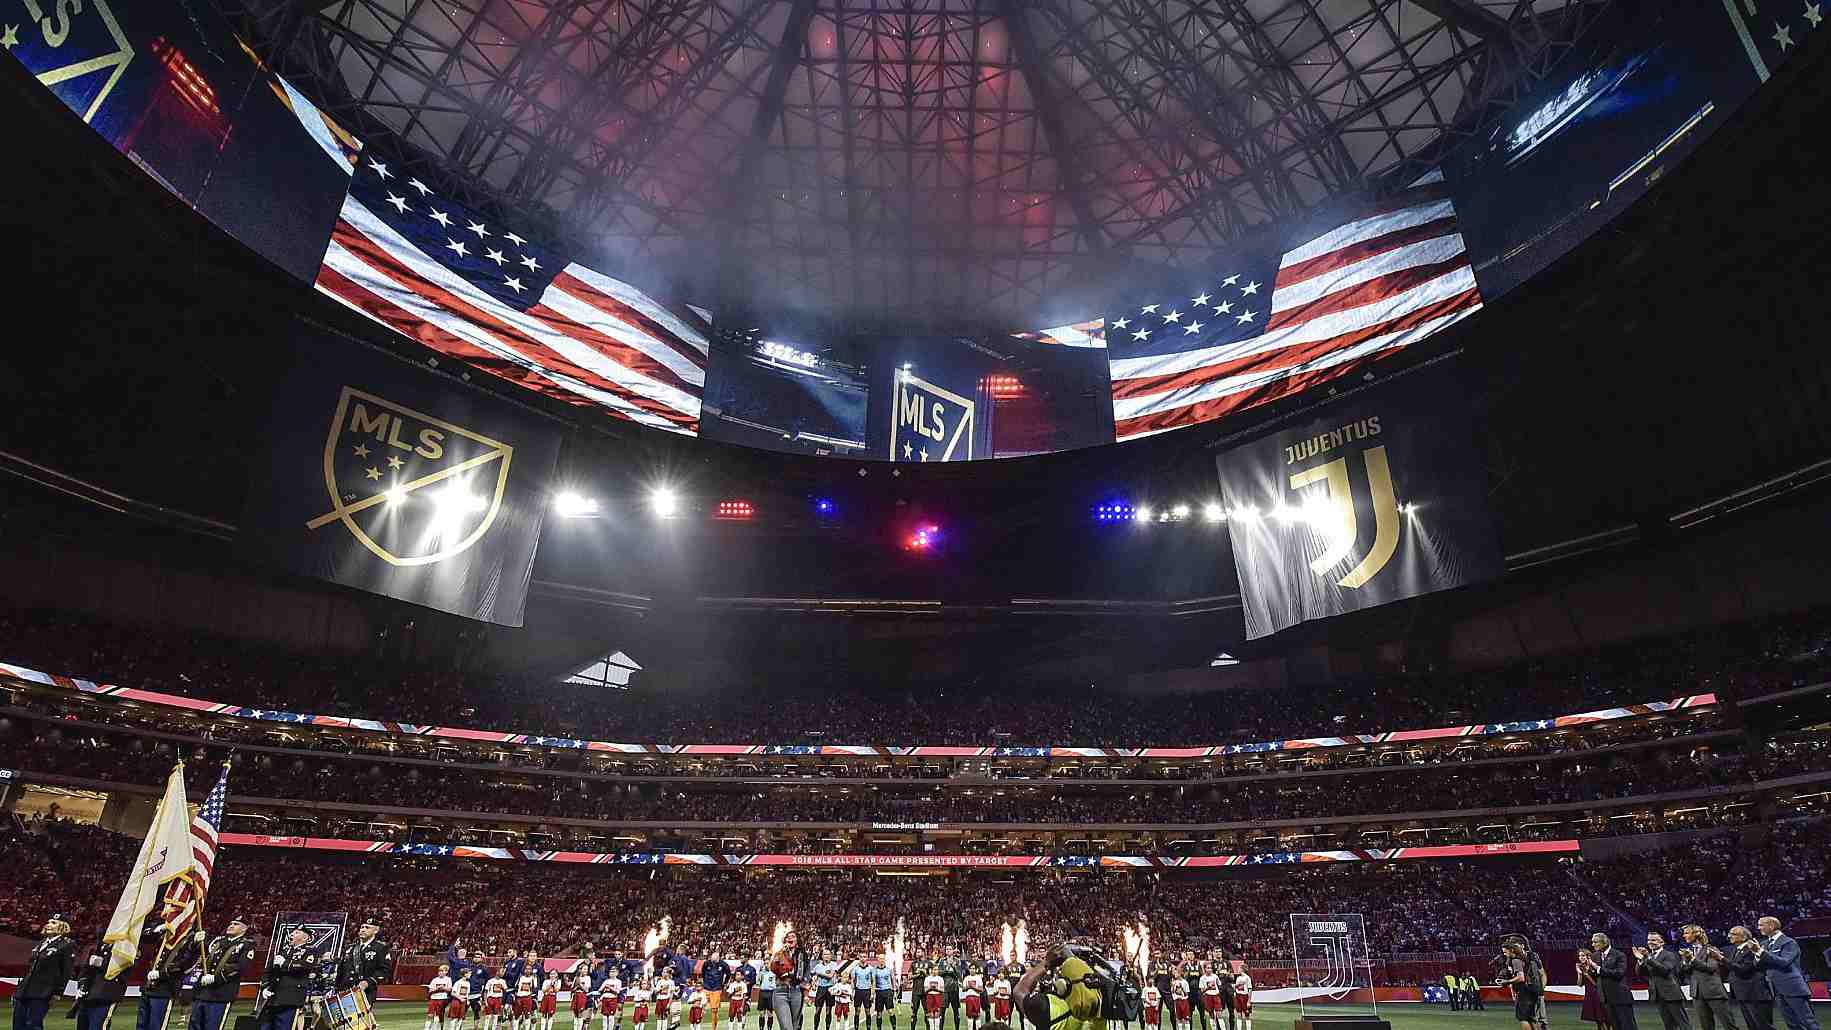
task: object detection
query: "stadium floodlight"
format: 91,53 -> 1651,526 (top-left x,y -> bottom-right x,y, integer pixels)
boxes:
1203,503 -> 1225,522
1172,504 -> 1190,520
383,485 -> 408,506
714,499 -> 755,520
814,498 -> 836,515
1231,505 -> 1259,522
650,486 -> 680,518
1134,506 -> 1152,522
554,491 -> 600,518
1401,501 -> 1419,515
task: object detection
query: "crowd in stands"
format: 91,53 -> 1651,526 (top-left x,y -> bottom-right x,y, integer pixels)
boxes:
5,719 -> 1826,828
3,605 -> 1828,747
2,815 -> 1826,976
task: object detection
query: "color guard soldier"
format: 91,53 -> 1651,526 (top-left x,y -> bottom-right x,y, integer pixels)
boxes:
260,928 -> 318,1030
139,924 -> 200,1030
15,916 -> 76,1030
336,917 -> 393,1005
191,917 -> 257,1030
74,933 -> 130,1030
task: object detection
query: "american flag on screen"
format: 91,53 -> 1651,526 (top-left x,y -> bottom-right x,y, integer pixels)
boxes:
160,765 -> 228,940
1107,171 -> 1482,440
315,156 -> 708,435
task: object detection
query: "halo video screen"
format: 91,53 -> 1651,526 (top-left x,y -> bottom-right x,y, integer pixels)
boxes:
1442,1 -> 1776,299
7,0 -> 361,282
11,0 -> 1806,457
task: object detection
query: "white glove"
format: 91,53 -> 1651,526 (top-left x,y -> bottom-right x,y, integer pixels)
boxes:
203,975 -> 217,986
195,932 -> 208,944
274,955 -> 286,966
261,989 -> 274,999
148,971 -> 161,982
89,955 -> 105,967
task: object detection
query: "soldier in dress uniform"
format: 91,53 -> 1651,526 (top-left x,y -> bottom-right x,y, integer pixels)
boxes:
15,915 -> 77,1030
259,928 -> 318,1030
138,924 -> 200,1030
191,917 -> 257,1030
335,917 -> 394,1005
74,932 -> 131,1030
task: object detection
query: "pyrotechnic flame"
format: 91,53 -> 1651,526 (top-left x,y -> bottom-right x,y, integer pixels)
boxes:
1122,922 -> 1150,979
772,921 -> 794,955
1000,924 -> 1014,966
643,916 -> 672,959
1015,921 -> 1028,965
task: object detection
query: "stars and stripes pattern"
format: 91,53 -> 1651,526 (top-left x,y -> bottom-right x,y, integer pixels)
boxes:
160,765 -> 228,940
1106,170 -> 1483,440
315,156 -> 709,435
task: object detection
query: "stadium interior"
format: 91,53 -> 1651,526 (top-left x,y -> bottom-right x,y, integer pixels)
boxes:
4,2 -> 1831,1029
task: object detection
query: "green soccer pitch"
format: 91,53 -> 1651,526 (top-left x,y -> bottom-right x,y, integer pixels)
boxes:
1,1000 -> 1586,1030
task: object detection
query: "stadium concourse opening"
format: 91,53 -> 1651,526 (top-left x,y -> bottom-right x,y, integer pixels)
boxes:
5,5 -> 1831,1030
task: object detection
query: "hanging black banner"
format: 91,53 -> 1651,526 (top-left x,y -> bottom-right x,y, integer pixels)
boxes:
243,323 -> 561,626
1216,366 -> 1501,639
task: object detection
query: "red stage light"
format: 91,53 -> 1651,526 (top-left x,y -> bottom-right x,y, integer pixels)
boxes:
714,500 -> 754,520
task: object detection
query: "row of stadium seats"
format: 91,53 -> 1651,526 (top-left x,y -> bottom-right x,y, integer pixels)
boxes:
2,816 -> 1826,973
5,715 -> 1826,825
4,603 -> 1828,746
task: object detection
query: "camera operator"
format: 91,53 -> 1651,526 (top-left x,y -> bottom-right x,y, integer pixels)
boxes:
1500,940 -> 1545,1030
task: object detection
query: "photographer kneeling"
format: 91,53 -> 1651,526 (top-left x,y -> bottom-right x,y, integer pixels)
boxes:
1014,943 -> 1140,1030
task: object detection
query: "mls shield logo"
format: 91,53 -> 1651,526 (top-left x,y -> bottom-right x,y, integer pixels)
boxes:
8,0 -> 133,124
306,387 -> 513,566
890,371 -> 975,462
1284,419 -> 1398,589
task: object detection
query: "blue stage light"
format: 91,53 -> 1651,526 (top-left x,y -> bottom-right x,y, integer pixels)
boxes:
814,498 -> 836,515
1093,501 -> 1136,523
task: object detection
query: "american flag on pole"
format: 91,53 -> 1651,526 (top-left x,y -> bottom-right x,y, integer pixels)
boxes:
315,155 -> 709,435
1106,171 -> 1482,440
160,765 -> 228,940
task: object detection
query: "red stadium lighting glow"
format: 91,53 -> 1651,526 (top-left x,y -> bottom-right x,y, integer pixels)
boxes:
986,375 -> 1025,398
714,499 -> 754,520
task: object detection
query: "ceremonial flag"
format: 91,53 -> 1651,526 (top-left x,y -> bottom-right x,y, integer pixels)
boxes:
1106,172 -> 1481,440
158,764 -> 230,944
315,154 -> 708,434
102,763 -> 195,979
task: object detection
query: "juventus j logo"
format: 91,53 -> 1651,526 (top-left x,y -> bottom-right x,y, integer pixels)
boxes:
1288,445 -> 1398,588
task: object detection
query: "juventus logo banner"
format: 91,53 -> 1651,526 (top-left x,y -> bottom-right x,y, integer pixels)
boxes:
1216,368 -> 1501,639
242,323 -> 562,626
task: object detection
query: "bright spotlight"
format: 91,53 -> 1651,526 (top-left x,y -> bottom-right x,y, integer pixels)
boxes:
650,487 -> 679,518
1172,504 -> 1190,520
383,485 -> 408,506
1402,502 -> 1418,515
814,498 -> 836,515
554,491 -> 600,518
1135,506 -> 1152,522
1203,503 -> 1224,523
1231,505 -> 1259,522
1270,502 -> 1293,521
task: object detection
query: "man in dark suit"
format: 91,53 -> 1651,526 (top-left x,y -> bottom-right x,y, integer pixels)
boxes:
335,917 -> 393,1005
1746,917 -> 1821,1030
1590,932 -> 1643,1030
191,917 -> 256,1030
1638,932 -> 1694,1030
1727,926 -> 1775,1030
259,928 -> 318,1030
15,916 -> 77,1030
1678,926 -> 1739,1030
